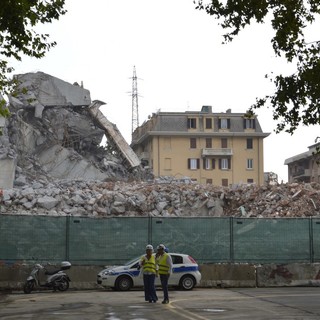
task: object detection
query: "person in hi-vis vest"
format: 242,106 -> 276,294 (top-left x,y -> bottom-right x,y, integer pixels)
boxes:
139,244 -> 158,303
156,244 -> 173,304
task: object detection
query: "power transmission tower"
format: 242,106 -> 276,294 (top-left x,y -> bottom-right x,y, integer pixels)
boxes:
131,66 -> 139,134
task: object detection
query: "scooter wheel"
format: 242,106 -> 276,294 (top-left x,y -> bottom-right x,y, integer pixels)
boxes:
23,281 -> 35,294
57,279 -> 69,291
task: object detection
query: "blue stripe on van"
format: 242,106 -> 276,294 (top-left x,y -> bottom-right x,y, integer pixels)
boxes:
112,270 -> 140,277
173,266 -> 199,273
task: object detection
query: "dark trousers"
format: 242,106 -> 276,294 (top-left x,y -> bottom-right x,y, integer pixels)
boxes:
160,274 -> 170,301
143,274 -> 157,302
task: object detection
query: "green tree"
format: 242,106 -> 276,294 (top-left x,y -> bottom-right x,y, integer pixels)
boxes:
0,0 -> 67,117
195,0 -> 320,134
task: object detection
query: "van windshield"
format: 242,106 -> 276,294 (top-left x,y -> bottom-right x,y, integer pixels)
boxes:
124,257 -> 140,266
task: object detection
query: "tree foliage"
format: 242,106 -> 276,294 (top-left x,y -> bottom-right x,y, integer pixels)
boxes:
195,0 -> 320,134
0,0 -> 66,117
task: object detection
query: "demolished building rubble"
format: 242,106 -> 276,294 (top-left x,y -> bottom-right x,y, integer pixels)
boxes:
0,72 -> 319,218
1,180 -> 320,218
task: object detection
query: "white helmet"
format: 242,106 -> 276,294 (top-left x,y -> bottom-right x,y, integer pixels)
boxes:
146,244 -> 153,250
157,244 -> 165,250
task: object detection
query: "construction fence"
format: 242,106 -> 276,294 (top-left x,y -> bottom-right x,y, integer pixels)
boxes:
0,215 -> 320,266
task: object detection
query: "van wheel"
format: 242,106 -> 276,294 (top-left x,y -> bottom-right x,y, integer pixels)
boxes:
115,276 -> 133,291
179,275 -> 195,290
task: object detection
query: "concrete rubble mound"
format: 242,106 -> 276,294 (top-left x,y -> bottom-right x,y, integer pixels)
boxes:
1,180 -> 320,217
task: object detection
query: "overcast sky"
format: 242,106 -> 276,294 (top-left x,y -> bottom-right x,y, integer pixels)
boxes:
11,0 -> 320,183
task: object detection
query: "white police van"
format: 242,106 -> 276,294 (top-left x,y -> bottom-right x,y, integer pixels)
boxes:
97,253 -> 201,291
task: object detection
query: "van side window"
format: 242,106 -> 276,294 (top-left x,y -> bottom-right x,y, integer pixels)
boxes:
170,255 -> 183,264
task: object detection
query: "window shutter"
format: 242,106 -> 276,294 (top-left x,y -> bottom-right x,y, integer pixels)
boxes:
188,159 -> 190,169
197,159 -> 200,169
212,159 -> 215,169
227,119 -> 231,129
243,118 -> 246,129
218,119 -> 221,129
253,119 -> 256,129
219,159 -> 221,169
203,158 -> 206,169
228,158 -> 231,169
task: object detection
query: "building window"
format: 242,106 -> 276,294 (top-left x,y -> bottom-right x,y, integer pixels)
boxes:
222,179 -> 228,187
188,158 -> 200,170
244,118 -> 256,129
205,118 -> 212,129
219,158 -> 231,170
206,179 -> 213,184
164,158 -> 171,170
219,118 -> 230,129
221,138 -> 228,148
203,158 -> 215,170
247,138 -> 253,149
247,179 -> 254,184
187,118 -> 197,129
247,159 -> 253,169
190,138 -> 197,149
205,138 -> 212,148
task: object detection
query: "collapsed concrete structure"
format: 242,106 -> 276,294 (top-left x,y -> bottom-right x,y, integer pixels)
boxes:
0,72 -> 144,190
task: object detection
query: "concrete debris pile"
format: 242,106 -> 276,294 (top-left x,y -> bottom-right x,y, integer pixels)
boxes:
1,180 -> 320,218
0,72 -> 147,189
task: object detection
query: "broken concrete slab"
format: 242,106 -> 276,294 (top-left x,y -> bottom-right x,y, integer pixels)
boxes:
13,72 -> 91,107
37,195 -> 60,210
0,159 -> 16,189
88,100 -> 141,169
38,144 -> 109,181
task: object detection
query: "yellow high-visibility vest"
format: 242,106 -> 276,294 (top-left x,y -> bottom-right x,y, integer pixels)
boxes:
157,253 -> 170,275
141,255 -> 156,273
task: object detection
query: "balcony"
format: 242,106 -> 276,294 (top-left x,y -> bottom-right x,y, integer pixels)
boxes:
202,148 -> 233,156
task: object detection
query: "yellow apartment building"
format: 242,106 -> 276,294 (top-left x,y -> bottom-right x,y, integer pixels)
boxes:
131,106 -> 270,186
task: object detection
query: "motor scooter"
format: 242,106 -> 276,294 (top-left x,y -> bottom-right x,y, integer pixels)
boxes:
23,261 -> 71,294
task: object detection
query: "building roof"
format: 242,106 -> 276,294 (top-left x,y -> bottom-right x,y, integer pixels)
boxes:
132,108 -> 270,145
284,142 -> 320,165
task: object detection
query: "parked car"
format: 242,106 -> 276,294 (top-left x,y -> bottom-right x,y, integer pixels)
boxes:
97,253 -> 201,291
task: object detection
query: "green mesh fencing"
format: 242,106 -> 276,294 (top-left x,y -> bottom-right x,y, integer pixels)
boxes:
151,217 -> 231,263
312,218 -> 320,262
0,215 -> 320,266
68,217 -> 149,265
0,215 -> 66,263
232,218 -> 311,263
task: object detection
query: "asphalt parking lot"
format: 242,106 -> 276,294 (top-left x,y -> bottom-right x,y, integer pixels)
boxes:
1,287 -> 320,320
